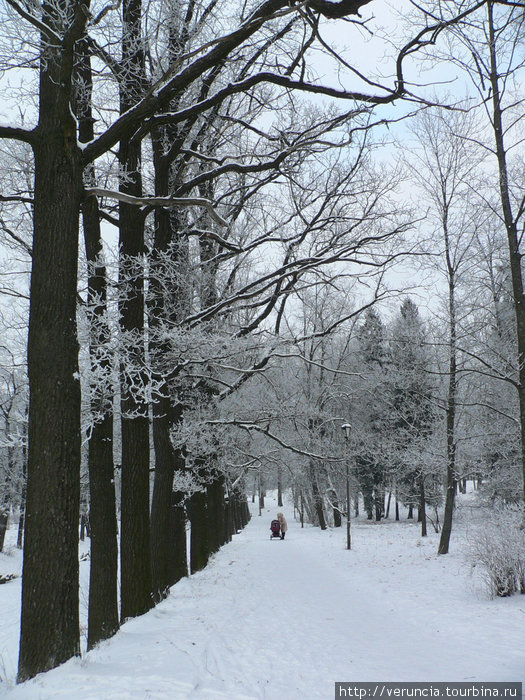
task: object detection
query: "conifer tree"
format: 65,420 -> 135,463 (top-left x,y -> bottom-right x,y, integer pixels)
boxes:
389,299 -> 434,533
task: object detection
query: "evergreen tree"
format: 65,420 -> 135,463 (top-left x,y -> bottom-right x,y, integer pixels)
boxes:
358,308 -> 386,368
389,299 -> 435,533
355,308 -> 389,520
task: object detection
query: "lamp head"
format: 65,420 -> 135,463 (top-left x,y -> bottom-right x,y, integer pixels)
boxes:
341,423 -> 351,439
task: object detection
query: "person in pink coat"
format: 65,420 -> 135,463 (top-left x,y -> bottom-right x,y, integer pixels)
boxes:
277,512 -> 288,540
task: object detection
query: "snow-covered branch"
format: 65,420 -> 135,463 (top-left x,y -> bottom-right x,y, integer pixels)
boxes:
85,188 -> 228,227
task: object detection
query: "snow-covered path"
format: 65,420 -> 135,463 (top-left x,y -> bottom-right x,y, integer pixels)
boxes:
0,499 -> 523,699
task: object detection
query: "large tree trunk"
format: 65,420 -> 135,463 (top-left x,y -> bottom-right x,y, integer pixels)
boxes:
374,485 -> 383,522
188,218 -> 220,566
149,126 -> 190,601
18,6 -> 85,675
86,411 -> 119,645
119,400 -> 151,621
118,0 -> 152,621
308,461 -> 327,530
224,494 -> 234,542
75,39 -> 120,649
150,394 -> 179,601
363,487 -> 373,520
188,487 -> 209,574
167,488 -> 188,585
207,474 -> 225,554
331,489 -> 342,527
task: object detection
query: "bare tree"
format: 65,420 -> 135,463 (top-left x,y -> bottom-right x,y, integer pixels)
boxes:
0,364 -> 27,552
405,105 -> 484,551
413,0 -> 525,518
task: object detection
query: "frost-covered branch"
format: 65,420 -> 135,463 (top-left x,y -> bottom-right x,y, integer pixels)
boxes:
85,187 -> 228,227
206,418 -> 345,462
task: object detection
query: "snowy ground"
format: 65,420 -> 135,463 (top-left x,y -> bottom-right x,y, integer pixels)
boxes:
0,496 -> 523,699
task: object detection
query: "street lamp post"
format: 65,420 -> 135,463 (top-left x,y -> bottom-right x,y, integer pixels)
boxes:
341,423 -> 352,550
258,469 -> 263,516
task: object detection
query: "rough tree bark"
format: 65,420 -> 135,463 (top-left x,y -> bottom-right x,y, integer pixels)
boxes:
75,40 -> 120,646
187,218 -> 222,571
149,106 -> 191,600
118,0 -> 153,620
207,474 -> 225,554
167,485 -> 188,585
150,393 -> 177,602
85,396 -> 119,647
18,0 -> 87,679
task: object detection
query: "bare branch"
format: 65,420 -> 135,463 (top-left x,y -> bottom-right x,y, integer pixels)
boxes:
0,217 -> 32,256
3,0 -> 61,44
0,125 -> 35,145
84,187 -> 228,227
306,0 -> 373,18
207,418 -> 345,462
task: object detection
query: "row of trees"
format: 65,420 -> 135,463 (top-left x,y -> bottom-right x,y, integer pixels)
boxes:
0,0 -> 426,683
0,0 -> 523,684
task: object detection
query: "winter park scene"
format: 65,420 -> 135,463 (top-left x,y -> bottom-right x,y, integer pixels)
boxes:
0,0 -> 525,697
